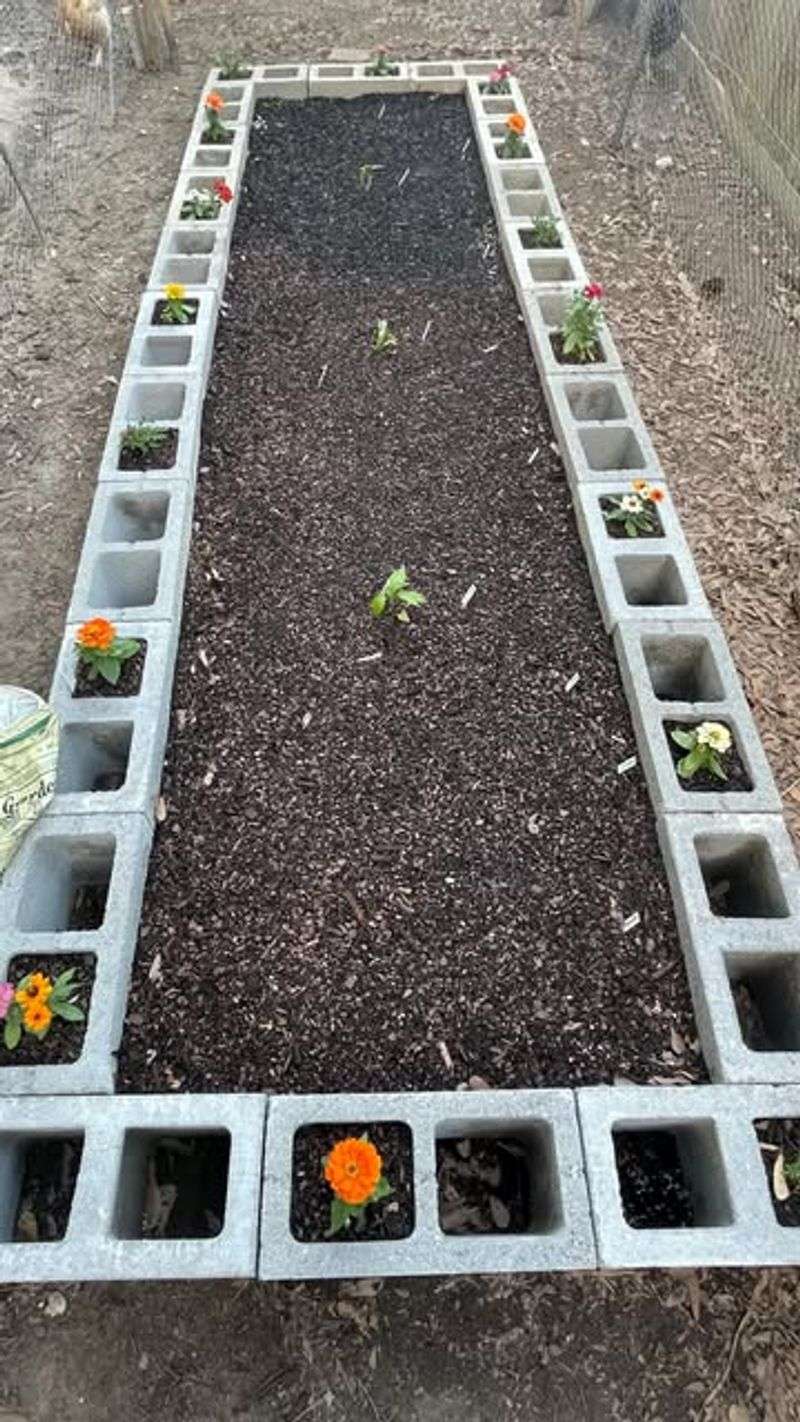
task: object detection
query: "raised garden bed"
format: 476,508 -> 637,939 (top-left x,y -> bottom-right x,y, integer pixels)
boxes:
118,93 -> 699,1098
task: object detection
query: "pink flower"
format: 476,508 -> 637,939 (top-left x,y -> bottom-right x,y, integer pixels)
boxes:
489,62 -> 512,83
584,282 -> 604,301
0,983 -> 14,1021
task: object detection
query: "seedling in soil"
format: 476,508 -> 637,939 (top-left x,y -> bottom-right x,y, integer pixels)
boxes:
480,62 -> 513,94
75,617 -> 141,688
357,162 -> 384,191
560,282 -> 604,363
371,318 -> 398,355
324,1134 -> 392,1236
157,282 -> 195,325
365,45 -> 400,77
602,479 -> 665,537
525,215 -> 561,248
369,565 -> 426,624
1,969 -> 84,1051
180,178 -> 233,220
670,721 -> 732,782
499,113 -> 528,159
202,90 -> 231,144
215,52 -> 251,80
121,422 -> 170,459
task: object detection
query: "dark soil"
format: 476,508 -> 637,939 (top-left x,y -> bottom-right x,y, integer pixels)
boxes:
290,1122 -> 414,1243
613,1129 -> 695,1229
437,1135 -> 531,1233
119,94 -> 698,1096
118,430 -> 178,472
550,332 -> 604,365
1,954 -> 93,1066
12,1134 -> 84,1241
74,642 -> 146,698
600,496 -> 664,539
151,300 -> 199,326
755,1118 -> 800,1227
664,720 -> 753,794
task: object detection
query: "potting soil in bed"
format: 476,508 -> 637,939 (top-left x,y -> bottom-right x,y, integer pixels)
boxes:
119,95 -> 702,1095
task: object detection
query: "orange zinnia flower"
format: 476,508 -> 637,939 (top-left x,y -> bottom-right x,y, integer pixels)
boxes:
206,91 -> 225,111
506,112 -> 526,135
15,972 -> 53,1007
23,999 -> 53,1034
76,617 -> 116,652
649,487 -> 665,503
324,1136 -> 383,1205
631,478 -> 648,493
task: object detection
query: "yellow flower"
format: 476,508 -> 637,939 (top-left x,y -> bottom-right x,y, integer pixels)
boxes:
23,999 -> 53,1034
164,282 -> 187,302
15,971 -> 53,1007
696,722 -> 732,754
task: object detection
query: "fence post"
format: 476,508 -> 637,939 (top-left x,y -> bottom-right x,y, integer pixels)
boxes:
124,0 -> 178,73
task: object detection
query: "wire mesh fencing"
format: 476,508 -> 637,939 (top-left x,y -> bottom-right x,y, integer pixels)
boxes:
0,0 -> 135,317
588,0 -> 800,458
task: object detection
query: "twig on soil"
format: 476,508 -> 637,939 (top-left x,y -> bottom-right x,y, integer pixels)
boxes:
317,364 -> 328,388
698,1271 -> 769,1417
397,166 -> 410,188
421,319 -> 432,342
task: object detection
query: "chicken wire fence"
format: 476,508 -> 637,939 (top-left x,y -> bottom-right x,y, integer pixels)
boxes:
589,0 -> 800,455
0,0 -> 135,317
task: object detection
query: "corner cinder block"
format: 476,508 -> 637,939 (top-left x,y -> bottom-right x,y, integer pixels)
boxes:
67,480 -> 194,627
309,63 -> 414,97
99,373 -> 205,483
0,1094 -> 267,1280
614,619 -> 782,815
259,1090 -> 595,1280
519,287 -> 624,379
547,372 -> 665,486
578,1085 -> 800,1268
572,481 -> 711,632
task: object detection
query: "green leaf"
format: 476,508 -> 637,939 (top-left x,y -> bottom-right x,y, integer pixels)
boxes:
51,1001 -> 85,1022
397,589 -> 426,607
52,968 -> 77,992
15,973 -> 32,994
326,1196 -> 359,1237
708,750 -> 728,782
114,638 -> 141,662
3,1008 -> 21,1051
671,729 -> 696,752
95,656 -> 121,685
383,566 -> 408,600
625,519 -> 638,538
369,591 -> 386,619
677,747 -> 703,779
370,1175 -> 393,1202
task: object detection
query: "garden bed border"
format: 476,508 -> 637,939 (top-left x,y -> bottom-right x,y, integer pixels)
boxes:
3,58 -> 800,1280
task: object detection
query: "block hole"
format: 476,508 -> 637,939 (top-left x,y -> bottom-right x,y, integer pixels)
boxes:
138,335 -> 193,369
17,833 -> 115,932
696,833 -> 789,919
113,1130 -> 231,1240
729,954 -> 800,1052
87,550 -> 161,609
55,721 -> 133,795
159,256 -> 212,286
0,1134 -> 84,1243
464,61 -> 500,74
481,96 -> 514,113
641,634 -> 725,702
318,65 -> 355,76
754,1118 -> 800,1227
290,1121 -> 414,1243
436,1121 -> 561,1236
525,254 -> 577,284
417,63 -> 454,76
612,1122 -> 733,1229
566,380 -> 627,422
165,229 -> 217,256
261,65 -> 299,78
578,426 -> 647,471
191,146 -> 232,168
101,491 -> 170,543
123,381 -> 187,423
616,554 -> 687,608
500,166 -> 544,194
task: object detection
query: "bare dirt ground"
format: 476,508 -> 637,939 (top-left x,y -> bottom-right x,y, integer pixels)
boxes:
1,0 -> 800,1417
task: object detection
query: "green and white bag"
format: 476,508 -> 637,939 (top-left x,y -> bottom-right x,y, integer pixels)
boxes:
0,687 -> 59,877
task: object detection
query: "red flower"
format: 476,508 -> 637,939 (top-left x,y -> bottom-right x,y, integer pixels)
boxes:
212,178 -> 233,203
584,282 -> 604,301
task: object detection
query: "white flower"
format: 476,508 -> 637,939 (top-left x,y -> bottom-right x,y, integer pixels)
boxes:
696,721 -> 732,754
620,495 -> 643,514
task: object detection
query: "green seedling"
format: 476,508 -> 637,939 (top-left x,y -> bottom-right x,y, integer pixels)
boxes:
369,566 -> 426,624
371,318 -> 397,355
120,423 -> 170,457
527,215 -> 560,248
357,163 -> 384,191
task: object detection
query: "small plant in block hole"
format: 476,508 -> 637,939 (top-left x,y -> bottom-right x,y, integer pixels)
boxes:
180,178 -> 233,221
202,90 -> 233,145
369,566 -> 426,625
757,1119 -> 800,1227
556,283 -> 605,364
1,965 -> 85,1054
9,1135 -> 84,1242
437,1134 -> 532,1233
215,51 -> 251,80
153,282 -> 198,327
119,422 -> 178,473
521,215 -> 561,249
291,1122 -> 414,1242
365,45 -> 400,77
602,480 -> 665,539
499,113 -> 529,159
75,619 -> 141,690
480,62 -> 514,94
670,720 -> 733,783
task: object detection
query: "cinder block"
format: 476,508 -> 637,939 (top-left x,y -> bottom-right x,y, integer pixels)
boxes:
465,74 -> 532,123
259,1089 -> 595,1280
98,373 -> 205,483
614,619 -> 781,814
67,480 -> 194,626
180,126 -> 249,186
408,60 -> 466,94
50,616 -> 178,716
680,932 -> 800,1085
148,222 -> 231,293
251,62 -> 309,99
168,172 -> 241,229
578,1084 -> 800,1268
124,289 -> 219,384
519,287 -> 624,380
484,160 -> 565,227
473,119 -> 546,170
499,219 -> 587,299
0,1094 -> 267,1280
547,372 -> 665,486
308,63 -> 414,97
572,481 -> 711,632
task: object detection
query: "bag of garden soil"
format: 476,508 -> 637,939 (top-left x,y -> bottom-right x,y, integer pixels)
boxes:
0,687 -> 59,877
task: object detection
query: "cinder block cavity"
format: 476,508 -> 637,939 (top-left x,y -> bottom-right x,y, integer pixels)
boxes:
579,426 -> 647,471
726,953 -> 800,1053
113,1129 -> 231,1240
15,831 -> 115,933
55,721 -> 133,797
436,1115 -> 562,1236
565,379 -> 627,422
122,380 -> 187,423
616,553 -> 688,609
612,1119 -> 734,1228
641,630 -> 725,702
101,491 -> 169,543
86,550 -> 161,610
696,832 -> 790,920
